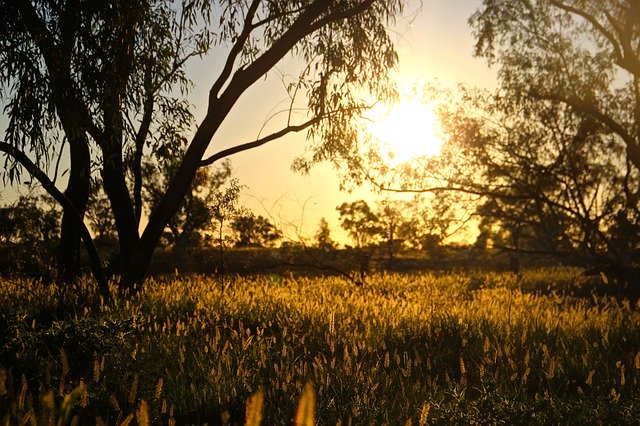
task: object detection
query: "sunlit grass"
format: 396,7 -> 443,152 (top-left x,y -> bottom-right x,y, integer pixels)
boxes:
1,269 -> 640,423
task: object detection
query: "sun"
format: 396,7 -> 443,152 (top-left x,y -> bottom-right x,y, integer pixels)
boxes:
366,98 -> 443,165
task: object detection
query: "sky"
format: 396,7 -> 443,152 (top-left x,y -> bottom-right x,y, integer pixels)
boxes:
0,0 -> 496,245
202,0 -> 497,243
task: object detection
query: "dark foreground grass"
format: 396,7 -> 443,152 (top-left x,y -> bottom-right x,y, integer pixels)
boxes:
1,269 -> 640,424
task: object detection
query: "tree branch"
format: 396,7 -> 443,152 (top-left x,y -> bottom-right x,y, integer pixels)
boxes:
548,0 -> 625,66
251,4 -> 309,29
13,0 -> 104,145
530,89 -> 640,167
306,0 -> 376,35
0,142 -> 110,300
209,0 -> 262,101
199,115 -> 322,167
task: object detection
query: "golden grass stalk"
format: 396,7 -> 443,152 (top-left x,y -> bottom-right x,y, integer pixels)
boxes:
295,382 -> 316,426
245,390 -> 264,426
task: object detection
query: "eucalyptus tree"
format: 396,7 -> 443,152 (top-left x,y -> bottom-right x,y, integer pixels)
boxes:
439,88 -> 623,264
0,0 -> 206,295
231,213 -> 281,248
365,1 -> 640,275
314,217 -> 335,251
336,200 -> 383,249
466,0 -> 640,270
0,0 -> 407,295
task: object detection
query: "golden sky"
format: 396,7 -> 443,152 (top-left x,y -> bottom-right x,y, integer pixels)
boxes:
190,0 -> 497,243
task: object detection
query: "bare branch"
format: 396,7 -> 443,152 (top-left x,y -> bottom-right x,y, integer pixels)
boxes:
375,181 -> 532,200
199,115 -> 322,167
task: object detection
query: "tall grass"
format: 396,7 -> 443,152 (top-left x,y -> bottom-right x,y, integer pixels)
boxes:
1,269 -> 639,424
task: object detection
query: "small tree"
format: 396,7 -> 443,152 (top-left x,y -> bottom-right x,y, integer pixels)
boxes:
231,213 -> 281,248
376,201 -> 405,264
314,217 -> 335,251
336,200 -> 383,280
210,177 -> 242,286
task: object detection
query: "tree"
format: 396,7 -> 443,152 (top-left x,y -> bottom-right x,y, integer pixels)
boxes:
231,213 -> 281,248
336,200 -> 383,249
0,0 -> 406,295
375,200 -> 408,263
375,197 -> 459,261
211,178 -> 243,248
423,80 -> 633,270
210,176 -> 243,286
0,195 -> 60,246
144,158 -> 233,250
0,206 -> 18,244
464,0 -> 640,272
336,199 -> 383,279
314,217 -> 335,250
0,194 -> 61,277
0,0 -> 206,296
363,1 -> 640,277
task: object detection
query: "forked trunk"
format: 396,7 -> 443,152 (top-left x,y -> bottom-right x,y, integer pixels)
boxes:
120,115 -> 219,291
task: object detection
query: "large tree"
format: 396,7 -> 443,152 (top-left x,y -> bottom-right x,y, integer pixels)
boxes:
365,1 -> 640,276
0,0 -> 205,297
0,0 -> 406,296
465,0 -> 640,271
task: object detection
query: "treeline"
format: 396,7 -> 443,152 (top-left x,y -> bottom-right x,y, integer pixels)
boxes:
0,180 -> 545,282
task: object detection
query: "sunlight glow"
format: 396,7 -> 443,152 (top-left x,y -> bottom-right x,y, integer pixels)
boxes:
366,97 -> 443,165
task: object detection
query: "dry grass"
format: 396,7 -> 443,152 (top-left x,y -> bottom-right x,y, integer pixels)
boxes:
1,269 -> 639,424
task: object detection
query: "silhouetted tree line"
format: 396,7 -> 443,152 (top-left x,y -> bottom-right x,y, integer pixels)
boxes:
0,186 -> 477,281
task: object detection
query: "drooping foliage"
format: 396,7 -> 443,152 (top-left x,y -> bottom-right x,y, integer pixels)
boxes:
464,0 -> 640,270
366,1 -> 640,277
0,0 -> 408,294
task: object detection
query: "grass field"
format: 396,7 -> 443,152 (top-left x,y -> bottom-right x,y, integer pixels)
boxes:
2,269 -> 640,424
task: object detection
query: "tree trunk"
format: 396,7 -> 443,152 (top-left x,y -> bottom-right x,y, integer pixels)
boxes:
100,144 -> 139,275
119,1 -> 344,289
0,141 -> 111,300
122,107 -> 225,289
57,135 -> 91,282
